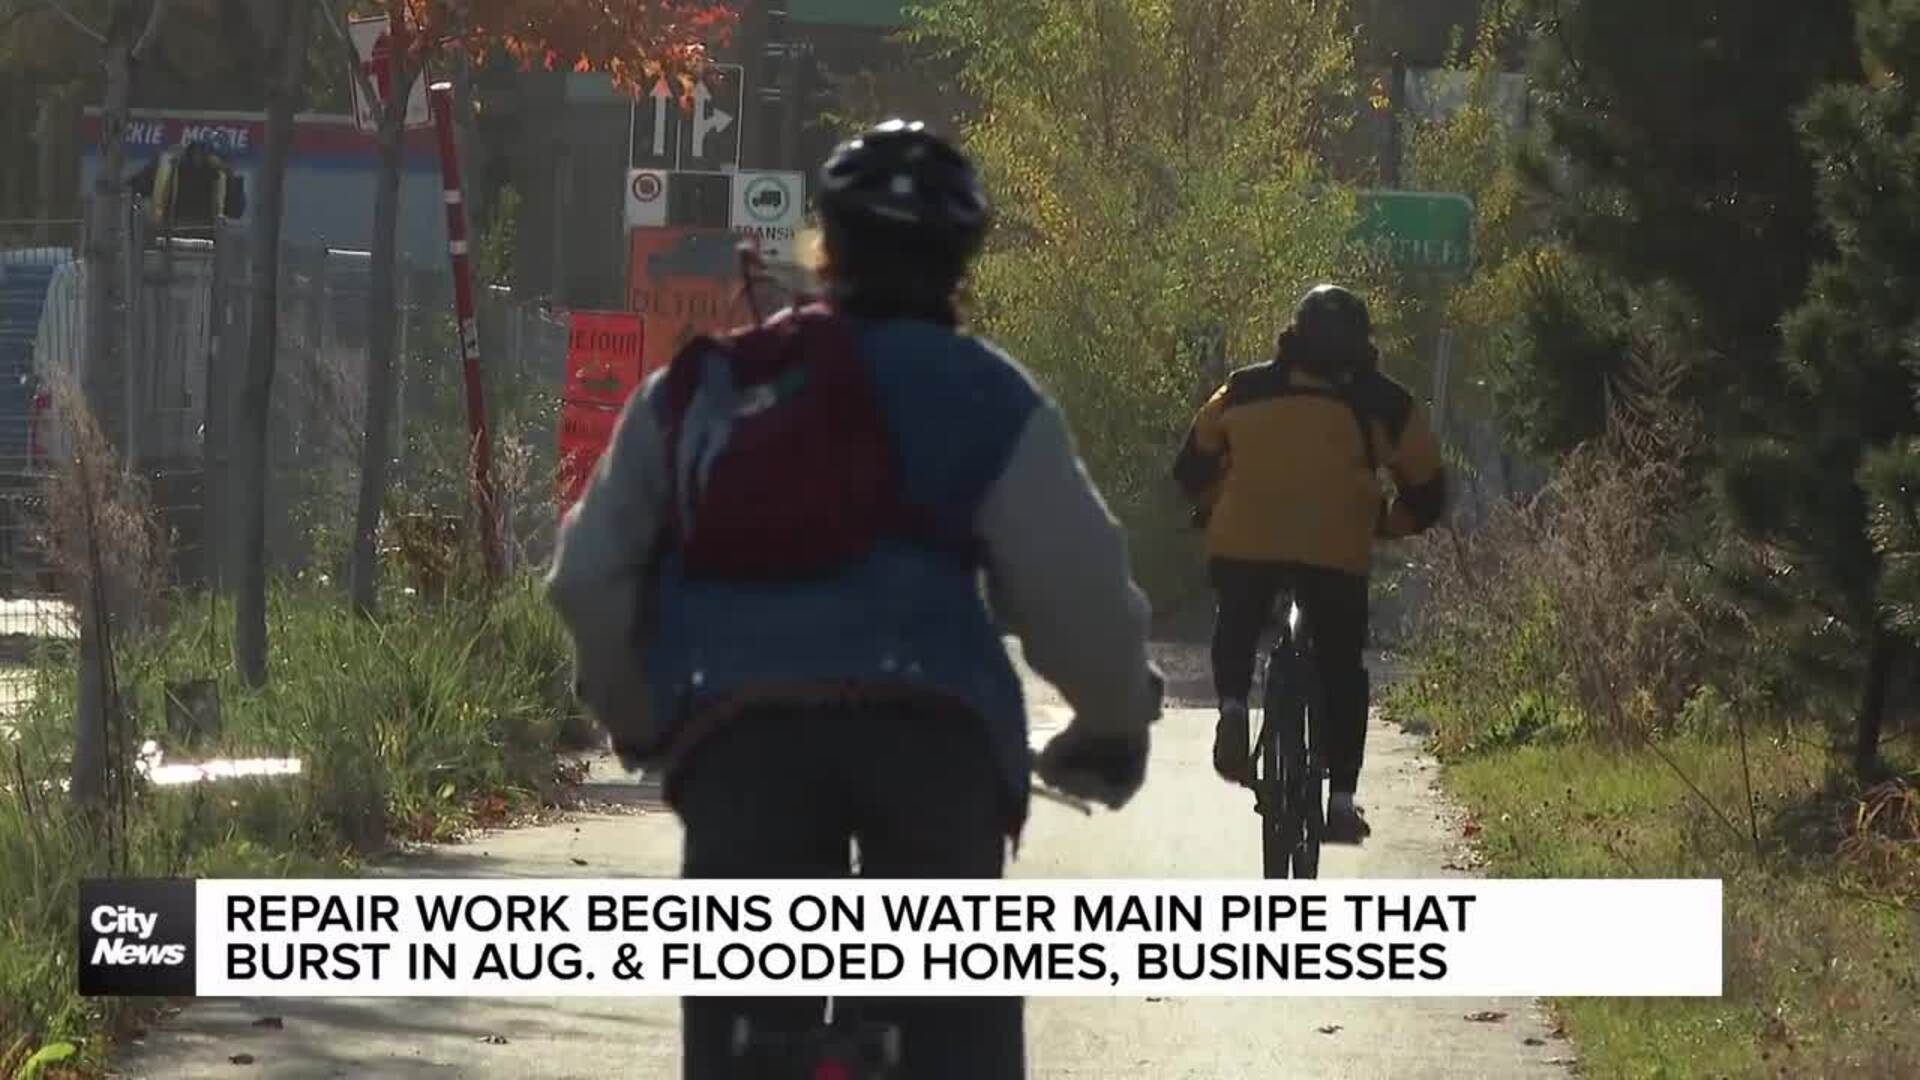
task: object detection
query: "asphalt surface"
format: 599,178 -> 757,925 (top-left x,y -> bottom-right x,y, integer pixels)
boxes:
112,648 -> 1572,1078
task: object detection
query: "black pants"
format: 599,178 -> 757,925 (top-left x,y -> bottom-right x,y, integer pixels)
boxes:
1209,558 -> 1371,795
672,698 -> 1023,1080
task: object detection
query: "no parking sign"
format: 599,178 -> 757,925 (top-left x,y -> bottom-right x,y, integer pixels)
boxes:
625,169 -> 668,228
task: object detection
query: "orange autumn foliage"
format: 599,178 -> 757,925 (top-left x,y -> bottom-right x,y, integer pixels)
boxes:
358,0 -> 737,100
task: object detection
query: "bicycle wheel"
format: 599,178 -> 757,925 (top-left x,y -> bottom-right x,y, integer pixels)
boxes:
1259,646 -> 1306,879
1286,647 -> 1325,880
1288,752 -> 1322,878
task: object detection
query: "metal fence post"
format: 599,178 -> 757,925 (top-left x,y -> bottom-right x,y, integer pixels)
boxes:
120,196 -> 142,468
202,228 -> 231,591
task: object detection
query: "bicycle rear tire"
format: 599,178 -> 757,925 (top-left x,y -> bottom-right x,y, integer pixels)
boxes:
1262,630 -> 1330,880
1259,647 -> 1308,879
1259,774 -> 1294,879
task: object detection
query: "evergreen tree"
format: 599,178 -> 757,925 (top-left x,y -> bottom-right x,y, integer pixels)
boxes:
1498,0 -> 1859,445
1791,0 -> 1920,777
1499,0 -> 1920,777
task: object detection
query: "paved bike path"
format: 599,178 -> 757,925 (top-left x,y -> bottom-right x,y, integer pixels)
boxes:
112,653 -> 1571,1078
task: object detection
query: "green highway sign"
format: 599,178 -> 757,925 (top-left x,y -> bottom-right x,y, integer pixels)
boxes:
1355,191 -> 1474,275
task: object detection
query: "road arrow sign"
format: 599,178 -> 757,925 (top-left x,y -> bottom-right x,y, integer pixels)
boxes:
649,80 -> 672,159
690,81 -> 732,161
680,64 -> 743,170
631,78 -> 678,169
630,65 -> 744,171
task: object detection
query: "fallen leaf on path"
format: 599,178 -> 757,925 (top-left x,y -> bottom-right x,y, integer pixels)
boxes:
477,1034 -> 509,1045
1524,1036 -> 1547,1046
1465,1010 -> 1508,1023
1145,996 -> 1165,1002
1316,1024 -> 1343,1035
229,1053 -> 255,1065
570,857 -> 588,866
1462,821 -> 1483,838
251,1016 -> 283,1030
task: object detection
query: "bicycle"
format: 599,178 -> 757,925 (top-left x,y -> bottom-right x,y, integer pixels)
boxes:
1251,592 -> 1325,879
724,775 -> 1092,1077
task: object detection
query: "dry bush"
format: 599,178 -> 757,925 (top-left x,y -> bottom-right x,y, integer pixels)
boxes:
1838,779 -> 1920,903
39,379 -> 169,618
1398,382 -> 1718,749
1534,422 -> 1713,740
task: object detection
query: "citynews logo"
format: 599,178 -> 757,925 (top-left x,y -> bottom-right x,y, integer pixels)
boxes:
91,906 -> 185,966
79,880 -> 196,997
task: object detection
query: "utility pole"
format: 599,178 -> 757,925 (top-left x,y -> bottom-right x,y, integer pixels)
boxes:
780,35 -> 802,170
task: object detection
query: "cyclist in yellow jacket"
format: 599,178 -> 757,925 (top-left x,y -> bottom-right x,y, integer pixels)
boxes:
1173,285 -> 1446,844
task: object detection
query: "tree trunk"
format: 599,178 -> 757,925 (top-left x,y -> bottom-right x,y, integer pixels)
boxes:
233,0 -> 313,687
348,70 -> 411,618
35,93 -> 63,229
1855,624 -> 1896,780
73,10 -> 140,810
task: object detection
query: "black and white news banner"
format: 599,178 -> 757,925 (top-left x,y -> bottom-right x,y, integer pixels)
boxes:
80,879 -> 1721,998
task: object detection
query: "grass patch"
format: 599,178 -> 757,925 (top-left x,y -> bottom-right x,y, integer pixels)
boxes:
1,576 -> 584,1075
1442,735 -> 1919,1078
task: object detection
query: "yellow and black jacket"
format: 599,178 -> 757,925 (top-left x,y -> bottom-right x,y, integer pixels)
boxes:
130,145 -> 246,232
1173,361 -> 1446,577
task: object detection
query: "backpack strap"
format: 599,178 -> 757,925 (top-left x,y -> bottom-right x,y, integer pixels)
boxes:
1212,361 -> 1395,529
1332,384 -> 1382,475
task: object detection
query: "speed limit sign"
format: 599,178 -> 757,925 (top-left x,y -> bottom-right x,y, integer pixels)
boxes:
626,169 -> 668,227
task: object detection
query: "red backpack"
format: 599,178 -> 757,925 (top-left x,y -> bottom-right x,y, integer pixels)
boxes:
654,299 -> 911,580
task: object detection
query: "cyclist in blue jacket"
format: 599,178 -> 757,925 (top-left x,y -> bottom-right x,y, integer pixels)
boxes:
547,120 -> 1163,1080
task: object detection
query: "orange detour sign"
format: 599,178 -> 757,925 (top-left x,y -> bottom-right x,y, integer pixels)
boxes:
565,310 -> 645,405
627,226 -> 753,378
558,310 -> 645,518
557,399 -> 626,516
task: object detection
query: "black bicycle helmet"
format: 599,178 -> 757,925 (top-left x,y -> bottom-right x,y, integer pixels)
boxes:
817,119 -> 989,257
1294,284 -> 1371,348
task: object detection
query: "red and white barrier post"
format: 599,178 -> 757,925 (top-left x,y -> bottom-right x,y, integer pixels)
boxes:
428,81 -> 502,582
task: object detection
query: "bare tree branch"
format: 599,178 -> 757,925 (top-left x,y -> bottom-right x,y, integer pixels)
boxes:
40,0 -> 104,43
132,0 -> 170,59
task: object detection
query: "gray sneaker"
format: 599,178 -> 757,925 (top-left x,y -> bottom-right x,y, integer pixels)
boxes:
1211,700 -> 1253,786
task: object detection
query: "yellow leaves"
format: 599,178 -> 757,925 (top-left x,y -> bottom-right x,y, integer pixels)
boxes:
1369,75 -> 1392,113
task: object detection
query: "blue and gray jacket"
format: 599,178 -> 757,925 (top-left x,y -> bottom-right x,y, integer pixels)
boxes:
544,314 -> 1162,829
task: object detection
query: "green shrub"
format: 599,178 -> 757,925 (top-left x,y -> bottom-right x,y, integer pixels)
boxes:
0,576 -> 583,1067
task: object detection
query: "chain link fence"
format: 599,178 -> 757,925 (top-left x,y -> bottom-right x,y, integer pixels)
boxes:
0,203 -> 570,652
